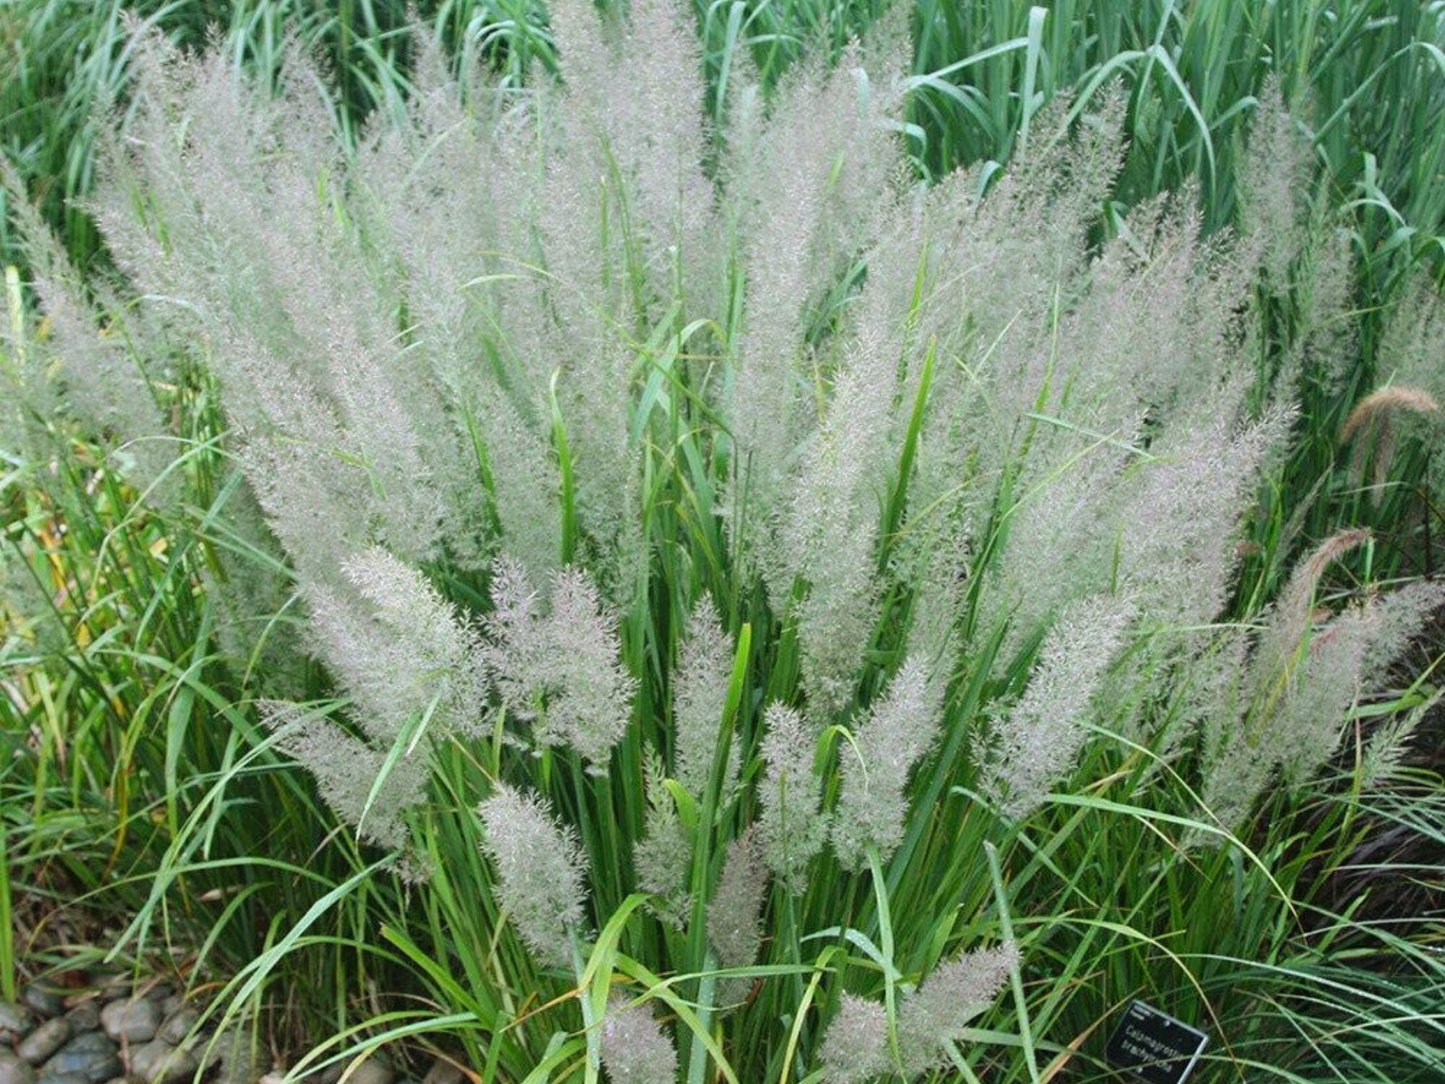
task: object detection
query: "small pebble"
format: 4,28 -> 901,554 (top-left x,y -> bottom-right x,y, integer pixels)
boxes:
33,1073 -> 88,1084
344,1062 -> 394,1084
93,978 -> 127,1004
0,1003 -> 35,1045
203,1027 -> 257,1084
49,1035 -> 112,1058
420,1061 -> 461,1084
45,1033 -> 121,1084
99,1003 -> 158,1046
20,989 -> 65,1021
155,999 -> 182,1022
300,1065 -> 341,1084
0,1051 -> 38,1084
139,990 -> 172,1008
153,1014 -> 195,1049
63,1004 -> 100,1035
126,1041 -> 196,1084
17,1020 -> 72,1065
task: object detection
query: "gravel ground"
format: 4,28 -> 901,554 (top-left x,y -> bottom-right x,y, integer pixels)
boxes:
0,981 -> 248,1084
1,979 -> 451,1084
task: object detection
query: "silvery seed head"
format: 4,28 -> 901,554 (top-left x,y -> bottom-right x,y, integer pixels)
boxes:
1250,529 -> 1370,700
600,992 -> 678,1084
672,593 -> 736,800
707,827 -> 768,1007
1236,76 -> 1309,285
483,558 -> 637,769
898,941 -> 1020,1075
758,704 -> 828,894
263,701 -> 428,854
832,655 -> 942,870
477,782 -> 589,967
1362,691 -> 1441,788
634,752 -> 692,928
817,993 -> 891,1084
306,546 -> 487,746
979,597 -> 1133,818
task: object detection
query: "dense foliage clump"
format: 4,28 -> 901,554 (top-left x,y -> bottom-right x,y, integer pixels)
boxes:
2,2 -> 1443,1082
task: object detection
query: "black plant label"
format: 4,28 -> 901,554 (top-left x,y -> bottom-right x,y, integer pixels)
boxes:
1105,1000 -> 1209,1084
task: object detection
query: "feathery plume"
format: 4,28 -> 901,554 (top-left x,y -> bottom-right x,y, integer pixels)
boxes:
780,243 -> 918,714
1118,404 -> 1292,630
633,750 -> 691,927
1236,76 -> 1309,284
547,0 -> 716,294
770,222 -> 923,718
1287,218 -> 1358,397
1286,530 -> 1373,610
478,395 -> 564,585
794,534 -> 879,720
1250,528 -> 1371,702
483,558 -> 637,769
816,994 -> 891,1084
0,277 -> 52,478
1269,605 -> 1375,786
724,38 -> 905,573
758,704 -> 828,893
542,569 -> 638,764
896,942 -> 1020,1075
984,432 -> 1131,657
477,782 -> 589,967
1362,691 -> 1442,788
306,547 -> 487,745
707,828 -> 768,1007
600,993 -> 678,1084
980,598 -> 1134,818
1341,386 -> 1439,445
2,163 -> 175,504
1376,277 -> 1445,444
1187,625 -> 1255,767
482,555 -> 545,710
1234,584 -> 1439,798
1360,580 -> 1445,678
672,594 -> 736,800
1341,386 -> 1439,498
633,806 -> 691,928
1373,276 -> 1445,504
832,656 -> 942,870
262,702 -> 428,853
1377,275 -> 1445,392
1199,725 -> 1276,837
1204,550 -> 1440,830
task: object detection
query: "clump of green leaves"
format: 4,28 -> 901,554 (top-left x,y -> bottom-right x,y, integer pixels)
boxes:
3,3 -> 1444,1082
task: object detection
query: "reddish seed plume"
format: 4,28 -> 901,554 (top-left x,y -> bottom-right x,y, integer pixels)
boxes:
1340,385 -> 1439,443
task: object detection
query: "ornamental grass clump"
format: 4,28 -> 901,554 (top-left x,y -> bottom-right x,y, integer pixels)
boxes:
3,1 -> 1443,1080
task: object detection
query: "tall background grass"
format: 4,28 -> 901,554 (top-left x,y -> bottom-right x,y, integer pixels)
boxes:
5,1 -> 1444,277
